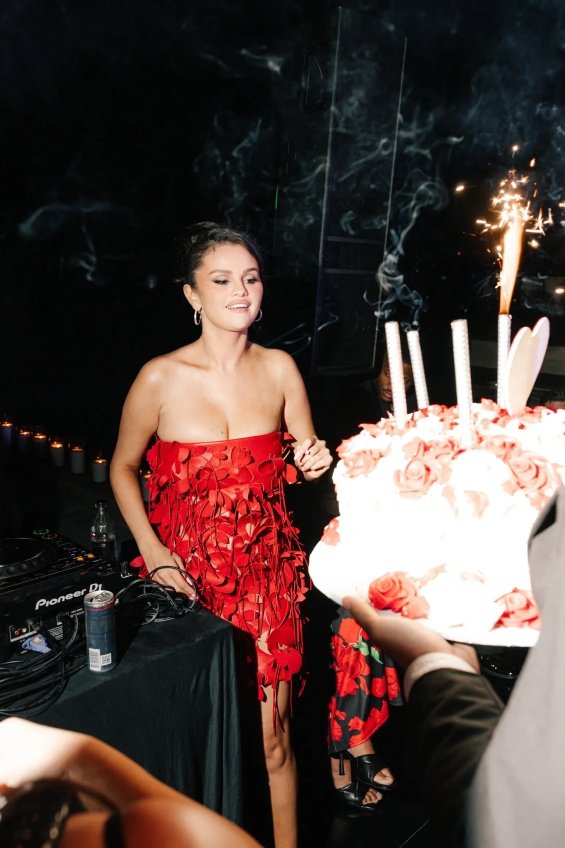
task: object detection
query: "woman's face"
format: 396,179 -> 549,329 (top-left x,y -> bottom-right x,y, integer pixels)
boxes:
184,242 -> 263,329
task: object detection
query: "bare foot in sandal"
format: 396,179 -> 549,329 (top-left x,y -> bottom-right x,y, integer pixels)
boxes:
330,745 -> 391,810
335,741 -> 399,793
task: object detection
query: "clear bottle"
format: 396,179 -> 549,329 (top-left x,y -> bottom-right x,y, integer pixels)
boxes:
90,500 -> 117,563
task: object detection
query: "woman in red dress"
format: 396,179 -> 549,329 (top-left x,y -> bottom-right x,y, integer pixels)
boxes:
110,222 -> 332,848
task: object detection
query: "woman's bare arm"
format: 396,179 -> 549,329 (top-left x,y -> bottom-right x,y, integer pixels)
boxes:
276,351 -> 332,481
0,719 -> 261,848
110,360 -> 190,594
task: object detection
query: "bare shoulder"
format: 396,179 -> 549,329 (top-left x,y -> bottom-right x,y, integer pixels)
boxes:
135,344 -> 197,387
253,346 -> 301,381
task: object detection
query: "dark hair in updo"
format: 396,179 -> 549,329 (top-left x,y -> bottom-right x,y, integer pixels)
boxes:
175,221 -> 264,289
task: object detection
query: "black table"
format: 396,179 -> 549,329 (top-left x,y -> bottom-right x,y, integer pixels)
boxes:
31,608 -> 243,824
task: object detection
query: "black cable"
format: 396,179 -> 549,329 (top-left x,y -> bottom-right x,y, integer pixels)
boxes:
0,616 -> 85,716
146,564 -> 199,601
114,568 -> 199,626
0,568 -> 198,715
1,616 -> 82,683
0,619 -> 81,697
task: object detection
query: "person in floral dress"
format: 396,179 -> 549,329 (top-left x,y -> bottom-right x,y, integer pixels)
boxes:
328,607 -> 402,810
325,352 -> 412,810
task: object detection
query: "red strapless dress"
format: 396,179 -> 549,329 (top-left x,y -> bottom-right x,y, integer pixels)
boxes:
137,431 -> 309,702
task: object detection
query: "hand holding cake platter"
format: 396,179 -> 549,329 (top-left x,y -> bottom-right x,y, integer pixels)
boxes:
309,319 -> 565,647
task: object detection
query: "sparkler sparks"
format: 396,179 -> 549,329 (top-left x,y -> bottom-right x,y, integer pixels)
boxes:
476,166 -> 553,242
474,157 -> 555,314
473,152 -> 560,408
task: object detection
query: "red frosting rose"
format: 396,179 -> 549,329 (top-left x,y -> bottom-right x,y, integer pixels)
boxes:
343,449 -> 384,478
495,588 -> 542,630
427,438 -> 460,466
508,451 -> 558,509
480,434 -> 519,462
403,438 -> 426,460
369,572 -> 419,614
368,572 -> 429,620
394,458 -> 437,498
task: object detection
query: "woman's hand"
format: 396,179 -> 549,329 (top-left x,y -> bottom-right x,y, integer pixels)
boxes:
294,437 -> 332,481
139,540 -> 196,597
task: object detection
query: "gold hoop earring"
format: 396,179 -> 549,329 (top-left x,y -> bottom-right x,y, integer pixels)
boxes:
194,309 -> 202,326
254,308 -> 263,324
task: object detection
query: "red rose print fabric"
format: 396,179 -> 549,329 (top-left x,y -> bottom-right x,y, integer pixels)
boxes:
132,431 -> 308,709
328,608 -> 403,754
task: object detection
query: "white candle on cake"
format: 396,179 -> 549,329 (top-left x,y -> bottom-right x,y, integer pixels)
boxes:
497,216 -> 523,407
385,321 -> 407,426
497,314 -> 512,407
451,319 -> 474,447
406,329 -> 429,409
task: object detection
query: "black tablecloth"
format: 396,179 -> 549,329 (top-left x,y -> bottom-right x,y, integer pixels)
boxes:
32,608 -> 243,823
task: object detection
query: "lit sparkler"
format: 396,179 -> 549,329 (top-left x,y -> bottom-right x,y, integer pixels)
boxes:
476,166 -> 553,303
475,158 -> 552,407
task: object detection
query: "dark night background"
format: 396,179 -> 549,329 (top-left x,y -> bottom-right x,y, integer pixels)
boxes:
1,0 -> 565,458
0,5 -> 563,845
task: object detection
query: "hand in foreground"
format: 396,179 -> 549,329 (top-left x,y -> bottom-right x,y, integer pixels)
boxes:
342,596 -> 479,672
138,540 -> 195,597
294,436 -> 332,481
0,718 -> 87,791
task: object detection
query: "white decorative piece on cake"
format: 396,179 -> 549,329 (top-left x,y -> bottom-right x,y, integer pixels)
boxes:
309,399 -> 565,646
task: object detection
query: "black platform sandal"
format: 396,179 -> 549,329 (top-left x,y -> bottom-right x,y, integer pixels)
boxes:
334,782 -> 382,813
351,753 -> 400,793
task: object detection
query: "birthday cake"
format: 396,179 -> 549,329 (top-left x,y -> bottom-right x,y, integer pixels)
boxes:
309,399 -> 565,646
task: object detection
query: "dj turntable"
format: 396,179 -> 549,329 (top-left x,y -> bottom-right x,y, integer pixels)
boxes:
0,529 -> 132,652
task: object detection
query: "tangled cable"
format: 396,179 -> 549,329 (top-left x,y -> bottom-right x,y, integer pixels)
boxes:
114,565 -> 199,626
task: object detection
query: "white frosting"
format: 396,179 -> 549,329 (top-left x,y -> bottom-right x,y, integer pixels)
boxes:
309,401 -> 565,646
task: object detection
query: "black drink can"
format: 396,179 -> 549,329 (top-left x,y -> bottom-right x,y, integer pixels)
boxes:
84,589 -> 117,672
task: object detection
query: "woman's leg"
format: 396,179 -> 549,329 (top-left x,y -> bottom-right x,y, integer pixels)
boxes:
260,682 -> 297,848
